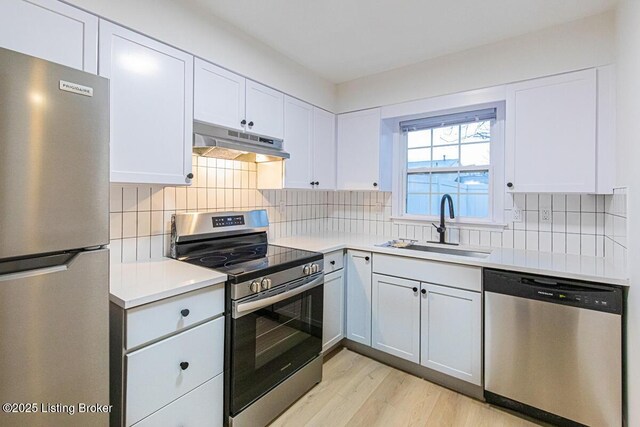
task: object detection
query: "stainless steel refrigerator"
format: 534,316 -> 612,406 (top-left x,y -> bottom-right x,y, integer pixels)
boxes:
0,47 -> 110,426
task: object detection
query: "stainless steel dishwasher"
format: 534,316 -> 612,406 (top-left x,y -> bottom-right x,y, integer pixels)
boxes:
484,269 -> 623,427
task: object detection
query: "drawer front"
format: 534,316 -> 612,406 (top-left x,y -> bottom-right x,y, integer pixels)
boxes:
373,254 -> 481,292
325,250 -> 344,273
126,284 -> 224,349
133,373 -> 223,427
125,317 -> 224,426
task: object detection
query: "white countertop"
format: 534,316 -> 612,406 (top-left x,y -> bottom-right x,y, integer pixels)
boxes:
110,258 -> 227,309
272,232 -> 629,286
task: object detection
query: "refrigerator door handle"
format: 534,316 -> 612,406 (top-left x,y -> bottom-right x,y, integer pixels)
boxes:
0,252 -> 82,282
0,264 -> 68,282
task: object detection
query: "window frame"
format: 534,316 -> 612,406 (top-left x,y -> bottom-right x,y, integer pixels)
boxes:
394,103 -> 505,227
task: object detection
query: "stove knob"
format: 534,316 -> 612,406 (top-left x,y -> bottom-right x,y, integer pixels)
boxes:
261,278 -> 271,290
250,281 -> 261,293
311,263 -> 319,274
303,265 -> 311,275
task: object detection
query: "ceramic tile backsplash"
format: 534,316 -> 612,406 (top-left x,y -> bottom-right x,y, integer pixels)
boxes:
109,156 -> 329,263
109,155 -> 627,263
604,187 -> 628,268
326,191 -> 613,257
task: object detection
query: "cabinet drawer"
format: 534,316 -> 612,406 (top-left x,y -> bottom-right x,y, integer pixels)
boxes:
325,250 -> 344,273
133,373 -> 223,427
373,254 -> 481,292
126,284 -> 224,349
125,317 -> 224,426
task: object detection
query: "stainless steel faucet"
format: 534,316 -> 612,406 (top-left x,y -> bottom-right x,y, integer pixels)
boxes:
430,194 -> 457,245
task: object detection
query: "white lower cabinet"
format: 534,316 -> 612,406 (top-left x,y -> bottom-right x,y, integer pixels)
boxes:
133,373 -> 223,427
126,317 -> 224,425
322,268 -> 345,353
420,283 -> 482,385
111,285 -> 225,427
372,274 -> 420,363
345,250 -> 372,345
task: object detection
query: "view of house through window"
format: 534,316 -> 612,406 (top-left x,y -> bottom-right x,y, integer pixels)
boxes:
403,109 -> 495,219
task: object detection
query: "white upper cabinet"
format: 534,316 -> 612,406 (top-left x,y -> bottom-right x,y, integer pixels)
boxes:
245,79 -> 284,140
99,21 -> 194,185
283,96 -> 314,188
194,62 -> 285,140
505,69 -> 598,193
337,108 -> 391,191
372,274 -> 421,363
0,0 -> 97,73
312,107 -> 337,190
194,58 -> 246,132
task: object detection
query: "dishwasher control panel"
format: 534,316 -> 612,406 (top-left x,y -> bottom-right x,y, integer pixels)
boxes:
484,269 -> 624,314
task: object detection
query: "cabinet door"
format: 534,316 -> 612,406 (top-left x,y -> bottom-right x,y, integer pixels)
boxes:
372,274 -> 420,363
337,108 -> 381,191
420,283 -> 481,385
322,270 -> 345,353
283,96 -> 314,189
194,58 -> 246,131
100,21 -> 193,185
505,69 -> 597,193
0,0 -> 97,73
345,250 -> 372,346
245,79 -> 284,139
312,107 -> 337,190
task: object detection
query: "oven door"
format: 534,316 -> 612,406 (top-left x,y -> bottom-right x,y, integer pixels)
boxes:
229,273 -> 323,415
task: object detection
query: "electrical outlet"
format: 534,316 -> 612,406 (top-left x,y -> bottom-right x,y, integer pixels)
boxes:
374,202 -> 383,212
540,209 -> 551,222
278,200 -> 286,214
512,208 -> 523,222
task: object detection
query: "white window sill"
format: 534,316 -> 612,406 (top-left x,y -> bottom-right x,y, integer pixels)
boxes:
391,215 -> 508,231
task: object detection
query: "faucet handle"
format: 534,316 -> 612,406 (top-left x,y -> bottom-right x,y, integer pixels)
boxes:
432,223 -> 445,233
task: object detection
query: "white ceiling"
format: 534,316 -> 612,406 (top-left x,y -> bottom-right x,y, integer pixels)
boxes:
186,0 -> 617,83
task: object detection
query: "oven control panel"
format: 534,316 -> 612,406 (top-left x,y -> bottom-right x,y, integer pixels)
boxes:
212,215 -> 245,228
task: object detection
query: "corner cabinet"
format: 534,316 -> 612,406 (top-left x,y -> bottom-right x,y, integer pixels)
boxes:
337,108 -> 392,191
372,274 -> 420,363
505,67 -> 615,194
345,250 -> 372,346
0,0 -> 98,73
99,21 -> 194,185
420,283 -> 481,386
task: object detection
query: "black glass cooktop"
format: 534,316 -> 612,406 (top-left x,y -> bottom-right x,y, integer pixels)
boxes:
177,234 -> 322,282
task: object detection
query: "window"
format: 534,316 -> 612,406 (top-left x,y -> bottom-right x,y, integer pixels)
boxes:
402,108 -> 496,221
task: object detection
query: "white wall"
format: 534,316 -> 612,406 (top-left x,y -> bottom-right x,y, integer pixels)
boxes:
615,2 -> 640,425
336,11 -> 615,113
64,0 -> 337,112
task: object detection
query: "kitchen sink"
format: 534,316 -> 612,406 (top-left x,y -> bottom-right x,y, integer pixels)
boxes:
378,240 -> 490,258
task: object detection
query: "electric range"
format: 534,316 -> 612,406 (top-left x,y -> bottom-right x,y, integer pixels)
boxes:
170,209 -> 324,427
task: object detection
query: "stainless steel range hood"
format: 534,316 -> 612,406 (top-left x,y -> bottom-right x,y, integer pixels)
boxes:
193,122 -> 289,163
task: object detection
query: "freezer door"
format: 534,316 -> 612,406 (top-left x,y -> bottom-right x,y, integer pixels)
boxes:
0,47 -> 109,260
0,249 -> 109,427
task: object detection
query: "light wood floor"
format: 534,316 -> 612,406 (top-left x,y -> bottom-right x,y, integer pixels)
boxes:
270,348 -> 540,427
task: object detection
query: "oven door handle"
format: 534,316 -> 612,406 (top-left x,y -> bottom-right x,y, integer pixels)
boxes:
233,274 -> 324,318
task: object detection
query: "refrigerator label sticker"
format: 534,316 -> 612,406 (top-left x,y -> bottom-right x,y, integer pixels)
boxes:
59,81 -> 93,97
